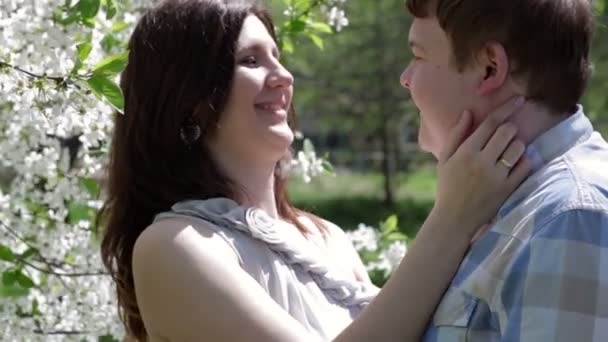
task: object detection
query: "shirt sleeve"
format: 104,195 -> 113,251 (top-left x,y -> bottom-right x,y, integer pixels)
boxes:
500,209 -> 608,342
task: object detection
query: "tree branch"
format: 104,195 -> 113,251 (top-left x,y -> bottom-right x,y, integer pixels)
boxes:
0,61 -> 65,83
0,60 -> 82,90
1,220 -> 108,278
33,329 -> 91,335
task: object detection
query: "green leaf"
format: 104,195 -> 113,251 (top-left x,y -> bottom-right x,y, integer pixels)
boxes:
309,21 -> 332,34
52,8 -> 79,26
359,249 -> 380,262
285,19 -> 307,35
67,202 -> 95,225
303,138 -> 314,153
20,248 -> 39,259
86,74 -> 124,112
0,244 -> 15,262
308,33 -> 324,50
110,21 -> 129,33
292,0 -> 309,12
77,0 -> 101,19
16,271 -> 35,288
82,16 -> 96,28
80,177 -> 100,197
380,215 -> 398,234
281,36 -> 294,54
77,42 -> 93,63
0,282 -> 29,298
385,232 -> 408,242
31,298 -> 42,316
92,51 -> 128,76
105,0 -> 117,19
98,335 -> 120,342
594,0 -> 606,14
321,160 -> 334,173
2,270 -> 17,286
100,33 -> 122,53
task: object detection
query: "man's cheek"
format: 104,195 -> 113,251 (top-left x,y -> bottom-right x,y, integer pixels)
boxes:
464,112 -> 486,141
445,112 -> 475,147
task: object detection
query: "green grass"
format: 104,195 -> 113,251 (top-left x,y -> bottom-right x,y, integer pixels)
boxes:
288,167 -> 436,237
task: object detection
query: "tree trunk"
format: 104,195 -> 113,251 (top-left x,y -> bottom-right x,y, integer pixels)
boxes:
381,121 -> 396,207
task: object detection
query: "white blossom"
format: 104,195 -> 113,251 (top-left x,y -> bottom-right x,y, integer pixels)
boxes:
321,0 -> 349,31
0,0 -> 350,340
327,7 -> 349,31
366,241 -> 407,276
287,139 -> 327,183
345,223 -> 379,252
0,0 -> 136,339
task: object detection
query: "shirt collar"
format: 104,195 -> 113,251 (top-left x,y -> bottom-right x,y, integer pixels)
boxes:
497,105 -> 593,218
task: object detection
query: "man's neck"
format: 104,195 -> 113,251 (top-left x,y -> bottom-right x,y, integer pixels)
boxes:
508,101 -> 572,145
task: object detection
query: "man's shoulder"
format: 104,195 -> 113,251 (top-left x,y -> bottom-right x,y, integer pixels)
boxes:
532,132 -> 608,215
492,134 -> 608,241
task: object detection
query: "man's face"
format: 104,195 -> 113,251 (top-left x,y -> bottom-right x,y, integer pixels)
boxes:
400,17 -> 480,158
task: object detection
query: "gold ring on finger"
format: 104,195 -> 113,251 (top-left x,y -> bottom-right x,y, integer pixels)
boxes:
499,157 -> 514,169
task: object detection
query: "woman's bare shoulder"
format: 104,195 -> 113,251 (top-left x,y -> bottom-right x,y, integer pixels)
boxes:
131,217 -> 313,341
134,217 -> 239,267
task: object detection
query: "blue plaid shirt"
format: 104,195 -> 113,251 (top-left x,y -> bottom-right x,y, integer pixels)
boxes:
423,106 -> 608,342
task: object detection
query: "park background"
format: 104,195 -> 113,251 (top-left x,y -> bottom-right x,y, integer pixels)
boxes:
0,0 -> 607,340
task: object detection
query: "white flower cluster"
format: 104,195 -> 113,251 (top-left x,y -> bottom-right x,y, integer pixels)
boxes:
321,0 -> 349,31
0,0 -> 144,339
366,240 -> 407,276
348,223 -> 379,252
345,223 -> 408,277
282,0 -> 349,32
288,138 -> 328,183
0,0 -> 347,340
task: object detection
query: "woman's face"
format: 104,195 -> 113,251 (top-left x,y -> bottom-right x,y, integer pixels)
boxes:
208,15 -> 294,165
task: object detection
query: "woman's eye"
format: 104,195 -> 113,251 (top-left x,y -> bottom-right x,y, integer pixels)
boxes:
240,56 -> 258,66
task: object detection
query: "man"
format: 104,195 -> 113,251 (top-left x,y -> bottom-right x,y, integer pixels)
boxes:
400,0 -> 608,341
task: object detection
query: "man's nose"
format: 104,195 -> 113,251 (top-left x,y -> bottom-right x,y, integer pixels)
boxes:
400,66 -> 412,89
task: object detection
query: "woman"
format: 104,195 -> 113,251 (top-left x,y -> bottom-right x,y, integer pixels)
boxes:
100,0 -> 529,341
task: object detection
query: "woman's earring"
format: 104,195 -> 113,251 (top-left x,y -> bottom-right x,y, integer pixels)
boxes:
180,118 -> 201,146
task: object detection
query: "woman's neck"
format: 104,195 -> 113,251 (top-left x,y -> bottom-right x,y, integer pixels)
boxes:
213,152 -> 281,219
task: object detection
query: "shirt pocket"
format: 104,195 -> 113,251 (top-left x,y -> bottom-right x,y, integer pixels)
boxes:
432,286 -> 478,331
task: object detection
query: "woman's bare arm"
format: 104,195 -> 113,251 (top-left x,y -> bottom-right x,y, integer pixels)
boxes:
132,219 -> 318,342
133,97 -> 529,342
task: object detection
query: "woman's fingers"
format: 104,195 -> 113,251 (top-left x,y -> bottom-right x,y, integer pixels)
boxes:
465,96 -> 525,152
432,97 -> 532,235
497,140 -> 526,173
492,140 -> 526,177
438,110 -> 473,163
482,123 -> 518,161
505,155 -> 532,189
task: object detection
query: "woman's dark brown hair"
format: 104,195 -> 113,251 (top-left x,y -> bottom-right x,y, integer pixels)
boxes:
99,0 -> 323,339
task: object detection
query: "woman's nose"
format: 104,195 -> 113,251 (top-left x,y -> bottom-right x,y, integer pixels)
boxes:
267,63 -> 294,88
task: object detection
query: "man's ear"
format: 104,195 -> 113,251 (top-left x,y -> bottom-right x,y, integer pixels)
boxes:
477,41 -> 509,96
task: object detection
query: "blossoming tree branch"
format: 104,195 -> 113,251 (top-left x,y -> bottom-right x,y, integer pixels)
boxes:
0,0 -> 406,340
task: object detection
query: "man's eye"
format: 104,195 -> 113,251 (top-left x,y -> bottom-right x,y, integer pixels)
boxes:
240,56 -> 258,66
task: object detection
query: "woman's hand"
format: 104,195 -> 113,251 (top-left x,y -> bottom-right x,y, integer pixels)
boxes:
336,97 -> 531,342
433,96 -> 530,240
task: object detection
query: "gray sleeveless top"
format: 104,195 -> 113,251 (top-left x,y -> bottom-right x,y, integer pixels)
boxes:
154,198 -> 379,341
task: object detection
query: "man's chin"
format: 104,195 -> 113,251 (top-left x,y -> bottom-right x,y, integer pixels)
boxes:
417,135 -> 440,160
